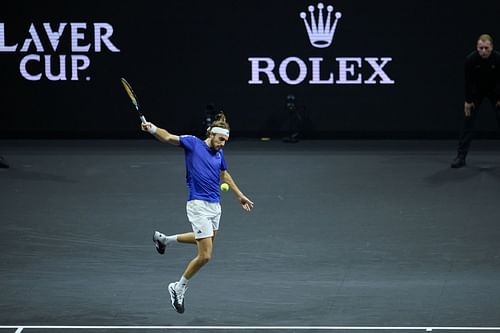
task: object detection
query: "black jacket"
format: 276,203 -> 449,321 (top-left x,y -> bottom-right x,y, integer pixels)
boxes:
464,50 -> 500,102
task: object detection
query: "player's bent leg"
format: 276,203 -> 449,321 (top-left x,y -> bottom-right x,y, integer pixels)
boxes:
176,232 -> 197,244
176,230 -> 217,245
152,231 -> 181,254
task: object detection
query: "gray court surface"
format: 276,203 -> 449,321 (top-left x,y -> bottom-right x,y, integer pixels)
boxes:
1,139 -> 500,333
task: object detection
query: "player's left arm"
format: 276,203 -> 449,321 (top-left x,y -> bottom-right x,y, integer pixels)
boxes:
221,170 -> 254,211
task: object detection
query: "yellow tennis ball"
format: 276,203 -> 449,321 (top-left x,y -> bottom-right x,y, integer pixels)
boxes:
220,183 -> 229,192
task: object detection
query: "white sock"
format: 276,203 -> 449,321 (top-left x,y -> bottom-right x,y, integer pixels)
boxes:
157,233 -> 177,245
165,235 -> 177,245
178,276 -> 189,290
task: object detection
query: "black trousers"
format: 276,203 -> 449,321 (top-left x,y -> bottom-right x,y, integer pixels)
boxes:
457,95 -> 500,157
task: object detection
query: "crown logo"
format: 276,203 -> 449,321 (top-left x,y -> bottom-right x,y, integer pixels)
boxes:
300,3 -> 342,49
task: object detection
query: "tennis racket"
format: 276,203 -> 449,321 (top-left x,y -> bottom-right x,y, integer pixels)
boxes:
121,77 -> 147,124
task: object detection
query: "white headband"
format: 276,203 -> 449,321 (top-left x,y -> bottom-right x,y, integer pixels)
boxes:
210,127 -> 230,137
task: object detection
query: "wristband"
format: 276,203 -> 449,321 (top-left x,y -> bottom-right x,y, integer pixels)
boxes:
148,124 -> 158,135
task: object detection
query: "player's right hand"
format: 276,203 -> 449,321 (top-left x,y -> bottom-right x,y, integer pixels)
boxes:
141,122 -> 152,132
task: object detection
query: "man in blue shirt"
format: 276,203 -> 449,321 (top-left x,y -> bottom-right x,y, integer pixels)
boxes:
142,112 -> 254,313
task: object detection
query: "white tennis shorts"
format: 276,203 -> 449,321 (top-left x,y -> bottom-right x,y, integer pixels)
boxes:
186,200 -> 222,239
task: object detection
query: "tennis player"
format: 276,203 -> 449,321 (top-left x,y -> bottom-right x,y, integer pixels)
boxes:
141,112 -> 254,314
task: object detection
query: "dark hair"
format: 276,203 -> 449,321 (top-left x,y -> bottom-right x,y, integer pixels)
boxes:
206,111 -> 230,136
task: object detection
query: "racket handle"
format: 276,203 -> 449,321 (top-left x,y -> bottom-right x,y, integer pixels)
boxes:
140,115 -> 147,124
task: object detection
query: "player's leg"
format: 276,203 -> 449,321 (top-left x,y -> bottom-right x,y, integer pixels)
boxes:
167,236 -> 213,314
167,200 -> 219,313
176,232 -> 197,244
177,230 -> 217,244
175,227 -> 218,287
175,203 -> 219,287
182,237 -> 214,279
153,228 -> 218,254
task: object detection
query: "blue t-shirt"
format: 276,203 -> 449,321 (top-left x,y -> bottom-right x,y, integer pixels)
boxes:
179,135 -> 227,202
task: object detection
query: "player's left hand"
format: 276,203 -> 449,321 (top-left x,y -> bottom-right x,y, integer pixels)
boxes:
239,196 -> 254,212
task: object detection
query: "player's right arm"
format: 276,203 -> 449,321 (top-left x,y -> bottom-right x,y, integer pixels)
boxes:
141,122 -> 180,146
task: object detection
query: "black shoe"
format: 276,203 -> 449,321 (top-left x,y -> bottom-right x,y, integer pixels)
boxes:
0,156 -> 9,168
152,231 -> 166,255
168,282 -> 186,314
450,156 -> 466,168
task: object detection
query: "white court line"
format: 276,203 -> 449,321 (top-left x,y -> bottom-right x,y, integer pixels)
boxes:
1,327 -> 500,331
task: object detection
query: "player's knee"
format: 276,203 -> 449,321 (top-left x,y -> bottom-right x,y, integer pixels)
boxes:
198,254 -> 211,265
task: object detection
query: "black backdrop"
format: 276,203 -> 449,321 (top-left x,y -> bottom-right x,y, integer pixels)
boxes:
1,0 -> 500,139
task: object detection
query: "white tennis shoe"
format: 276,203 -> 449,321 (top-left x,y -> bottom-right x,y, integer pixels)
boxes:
168,282 -> 186,314
152,231 -> 166,255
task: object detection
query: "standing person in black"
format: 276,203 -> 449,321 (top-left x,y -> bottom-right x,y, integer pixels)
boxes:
451,34 -> 500,168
